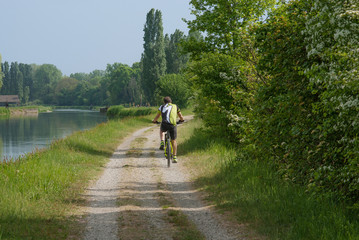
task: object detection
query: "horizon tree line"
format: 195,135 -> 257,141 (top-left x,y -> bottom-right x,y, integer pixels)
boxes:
0,8 -> 193,108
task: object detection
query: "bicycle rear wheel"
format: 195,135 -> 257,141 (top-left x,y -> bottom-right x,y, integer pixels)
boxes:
166,136 -> 171,167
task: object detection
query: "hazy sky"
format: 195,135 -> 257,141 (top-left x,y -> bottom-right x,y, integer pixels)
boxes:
0,0 -> 193,76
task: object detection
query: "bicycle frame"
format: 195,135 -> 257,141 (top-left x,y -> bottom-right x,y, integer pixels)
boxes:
164,131 -> 172,167
153,120 -> 184,167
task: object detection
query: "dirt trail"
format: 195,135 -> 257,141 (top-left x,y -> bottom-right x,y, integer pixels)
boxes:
82,122 -> 244,240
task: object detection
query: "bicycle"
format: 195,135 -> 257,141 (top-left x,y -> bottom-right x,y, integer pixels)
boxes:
154,120 -> 184,167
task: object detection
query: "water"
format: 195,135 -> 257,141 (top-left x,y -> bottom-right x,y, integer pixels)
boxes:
0,109 -> 108,161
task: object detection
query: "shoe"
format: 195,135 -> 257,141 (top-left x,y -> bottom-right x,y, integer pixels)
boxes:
159,141 -> 164,150
172,156 -> 178,163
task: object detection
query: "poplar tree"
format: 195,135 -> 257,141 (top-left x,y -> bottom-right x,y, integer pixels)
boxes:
0,54 -> 3,90
1,62 -> 10,94
9,62 -> 23,98
19,63 -> 33,103
142,8 -> 166,104
165,29 -> 189,74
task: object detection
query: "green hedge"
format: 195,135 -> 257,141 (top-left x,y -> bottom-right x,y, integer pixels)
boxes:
107,106 -> 156,119
0,107 -> 10,116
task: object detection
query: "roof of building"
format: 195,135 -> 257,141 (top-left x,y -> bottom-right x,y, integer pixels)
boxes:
0,95 -> 20,103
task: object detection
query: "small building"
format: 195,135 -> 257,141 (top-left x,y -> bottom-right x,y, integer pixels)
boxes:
0,95 -> 20,107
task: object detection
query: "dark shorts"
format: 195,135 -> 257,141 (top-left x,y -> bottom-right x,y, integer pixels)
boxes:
161,122 -> 177,140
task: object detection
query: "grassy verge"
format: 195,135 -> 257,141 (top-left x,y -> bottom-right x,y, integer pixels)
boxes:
0,116 -> 152,239
178,118 -> 359,240
107,105 -> 157,119
0,106 -> 52,117
0,108 -> 10,116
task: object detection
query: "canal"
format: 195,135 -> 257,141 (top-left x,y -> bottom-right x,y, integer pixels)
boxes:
0,109 -> 108,161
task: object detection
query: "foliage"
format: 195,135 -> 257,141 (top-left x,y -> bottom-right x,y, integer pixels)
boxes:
252,0 -> 316,183
54,77 -> 79,105
155,74 -> 191,108
106,105 -> 155,119
184,0 -> 359,204
303,0 -> 359,201
33,64 -> 62,104
70,70 -> 109,106
1,61 -> 31,103
164,29 -> 189,74
104,62 -> 143,105
186,0 -> 276,55
0,53 -> 3,90
0,107 -> 10,116
1,62 -> 10,94
179,118 -> 359,239
141,9 -> 167,104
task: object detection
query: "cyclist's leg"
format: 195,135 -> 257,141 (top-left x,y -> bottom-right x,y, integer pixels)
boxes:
159,124 -> 167,150
160,123 -> 169,140
169,125 -> 178,162
160,130 -> 165,141
171,139 -> 177,156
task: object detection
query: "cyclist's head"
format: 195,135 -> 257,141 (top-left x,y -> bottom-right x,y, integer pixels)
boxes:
163,96 -> 172,104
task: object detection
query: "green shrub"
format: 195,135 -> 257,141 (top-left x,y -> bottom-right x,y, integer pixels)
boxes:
107,106 -> 155,119
0,107 -> 10,116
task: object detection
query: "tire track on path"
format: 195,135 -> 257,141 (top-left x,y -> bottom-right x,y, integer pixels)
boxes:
83,122 -> 243,240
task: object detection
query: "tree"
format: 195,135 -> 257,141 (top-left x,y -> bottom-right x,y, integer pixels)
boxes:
185,0 -> 276,56
141,8 -> 166,104
106,63 -> 133,104
128,62 -> 143,105
33,64 -> 62,104
184,0 -> 276,138
165,29 -> 189,74
1,62 -> 10,94
19,63 -> 33,103
54,77 -> 79,105
9,62 -> 23,101
0,54 -> 3,90
155,74 -> 191,108
302,0 -> 359,201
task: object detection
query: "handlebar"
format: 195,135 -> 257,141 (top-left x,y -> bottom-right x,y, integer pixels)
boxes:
152,120 -> 185,124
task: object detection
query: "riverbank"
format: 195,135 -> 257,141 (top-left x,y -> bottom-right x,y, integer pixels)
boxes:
0,106 -> 52,116
0,116 -> 152,239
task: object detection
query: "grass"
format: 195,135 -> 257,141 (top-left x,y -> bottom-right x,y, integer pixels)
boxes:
0,108 -> 10,116
107,105 -> 157,119
155,176 -> 205,240
178,117 -> 359,240
0,105 -> 52,117
0,115 -> 152,239
167,209 -> 205,240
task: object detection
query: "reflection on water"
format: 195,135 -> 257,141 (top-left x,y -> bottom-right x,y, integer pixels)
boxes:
0,109 -> 107,161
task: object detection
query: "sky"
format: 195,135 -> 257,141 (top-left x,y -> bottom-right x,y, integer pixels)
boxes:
0,0 -> 193,76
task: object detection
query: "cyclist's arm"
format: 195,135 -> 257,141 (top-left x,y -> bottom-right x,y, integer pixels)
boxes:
153,112 -> 161,123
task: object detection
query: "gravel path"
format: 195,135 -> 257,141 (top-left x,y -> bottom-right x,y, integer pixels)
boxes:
83,122 -> 243,240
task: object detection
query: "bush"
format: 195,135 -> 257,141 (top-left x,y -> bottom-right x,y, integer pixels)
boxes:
155,74 -> 192,108
0,107 -> 10,116
107,106 -> 155,119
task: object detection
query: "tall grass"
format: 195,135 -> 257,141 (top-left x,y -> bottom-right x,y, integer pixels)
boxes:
178,118 -> 359,240
0,116 -> 152,239
0,108 -> 10,116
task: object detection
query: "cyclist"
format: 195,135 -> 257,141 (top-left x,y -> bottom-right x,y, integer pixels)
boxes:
152,96 -> 184,163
